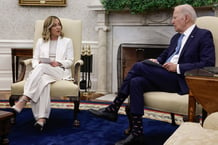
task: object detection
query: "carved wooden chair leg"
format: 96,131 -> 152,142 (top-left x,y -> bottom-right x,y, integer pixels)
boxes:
0,135 -> 9,145
0,111 -> 15,145
170,113 -> 177,126
73,100 -> 80,127
9,95 -> 21,125
124,105 -> 133,135
202,109 -> 207,124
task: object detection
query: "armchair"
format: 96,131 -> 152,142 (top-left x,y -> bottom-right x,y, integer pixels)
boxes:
164,112 -> 218,145
125,16 -> 218,132
9,18 -> 83,126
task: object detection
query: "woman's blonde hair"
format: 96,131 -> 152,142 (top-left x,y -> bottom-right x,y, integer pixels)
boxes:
42,16 -> 64,41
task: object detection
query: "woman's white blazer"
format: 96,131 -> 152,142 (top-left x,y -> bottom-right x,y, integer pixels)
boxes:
32,36 -> 74,80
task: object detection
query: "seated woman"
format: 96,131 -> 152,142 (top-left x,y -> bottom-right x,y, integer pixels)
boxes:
12,16 -> 74,131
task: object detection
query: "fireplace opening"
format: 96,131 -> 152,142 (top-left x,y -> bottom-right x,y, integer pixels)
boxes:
117,43 -> 168,91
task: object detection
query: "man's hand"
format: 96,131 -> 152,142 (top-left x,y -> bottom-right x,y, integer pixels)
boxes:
149,58 -> 159,64
163,62 -> 177,72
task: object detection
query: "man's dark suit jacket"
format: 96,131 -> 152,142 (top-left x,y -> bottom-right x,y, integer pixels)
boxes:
157,26 -> 215,94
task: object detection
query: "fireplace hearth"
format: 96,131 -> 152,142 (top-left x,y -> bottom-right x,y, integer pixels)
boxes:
117,43 -> 168,91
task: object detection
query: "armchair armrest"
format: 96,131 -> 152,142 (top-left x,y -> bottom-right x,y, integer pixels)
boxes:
16,58 -> 32,82
203,112 -> 218,130
74,59 -> 84,85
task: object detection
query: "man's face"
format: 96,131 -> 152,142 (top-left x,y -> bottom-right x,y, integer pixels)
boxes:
171,8 -> 186,33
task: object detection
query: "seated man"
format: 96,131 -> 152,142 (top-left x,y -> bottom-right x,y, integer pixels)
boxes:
89,4 -> 215,145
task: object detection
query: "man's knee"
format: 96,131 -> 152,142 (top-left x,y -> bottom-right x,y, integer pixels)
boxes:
130,77 -> 145,86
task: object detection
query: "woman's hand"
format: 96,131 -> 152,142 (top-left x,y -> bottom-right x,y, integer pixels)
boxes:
50,61 -> 61,67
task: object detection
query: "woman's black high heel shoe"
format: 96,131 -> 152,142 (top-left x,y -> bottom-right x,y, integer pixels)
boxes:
34,120 -> 46,132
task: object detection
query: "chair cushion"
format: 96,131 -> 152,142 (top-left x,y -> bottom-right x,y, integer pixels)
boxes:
203,112 -> 218,130
11,80 -> 79,97
143,92 -> 202,115
164,122 -> 218,145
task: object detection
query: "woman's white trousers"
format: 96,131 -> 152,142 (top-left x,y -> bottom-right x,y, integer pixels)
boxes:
23,64 -> 64,120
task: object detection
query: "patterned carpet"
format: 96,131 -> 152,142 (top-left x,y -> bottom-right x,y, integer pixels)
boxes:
0,100 -> 184,125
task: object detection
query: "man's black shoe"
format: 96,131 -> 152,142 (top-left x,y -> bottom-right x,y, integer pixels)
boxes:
115,134 -> 145,145
89,107 -> 118,122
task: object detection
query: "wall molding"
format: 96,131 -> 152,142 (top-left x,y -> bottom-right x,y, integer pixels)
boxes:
0,40 -> 33,48
0,39 -> 98,91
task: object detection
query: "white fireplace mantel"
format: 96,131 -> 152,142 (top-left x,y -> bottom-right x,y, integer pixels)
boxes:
88,1 -> 218,94
88,1 -> 109,94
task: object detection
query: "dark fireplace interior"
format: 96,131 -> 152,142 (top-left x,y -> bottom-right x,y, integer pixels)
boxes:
117,43 -> 168,91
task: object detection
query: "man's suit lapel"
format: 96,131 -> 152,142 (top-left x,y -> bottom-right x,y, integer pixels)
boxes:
179,26 -> 198,57
167,34 -> 180,56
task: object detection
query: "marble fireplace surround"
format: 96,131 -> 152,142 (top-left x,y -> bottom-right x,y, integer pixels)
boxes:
89,1 -> 216,94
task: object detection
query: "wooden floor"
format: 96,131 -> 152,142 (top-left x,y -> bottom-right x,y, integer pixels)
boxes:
0,90 -> 11,100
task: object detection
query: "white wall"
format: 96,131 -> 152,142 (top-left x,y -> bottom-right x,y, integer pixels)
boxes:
0,40 -> 98,91
0,0 -> 98,41
0,0 -> 99,90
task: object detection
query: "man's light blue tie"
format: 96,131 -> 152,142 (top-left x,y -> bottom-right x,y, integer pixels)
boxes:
166,34 -> 184,62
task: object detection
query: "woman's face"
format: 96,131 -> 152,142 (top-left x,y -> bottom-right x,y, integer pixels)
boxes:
50,18 -> 62,40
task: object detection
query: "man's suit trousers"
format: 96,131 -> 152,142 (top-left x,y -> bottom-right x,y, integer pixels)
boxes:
119,62 -> 182,115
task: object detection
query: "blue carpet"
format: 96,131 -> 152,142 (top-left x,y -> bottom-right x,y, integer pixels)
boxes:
6,108 -> 178,145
